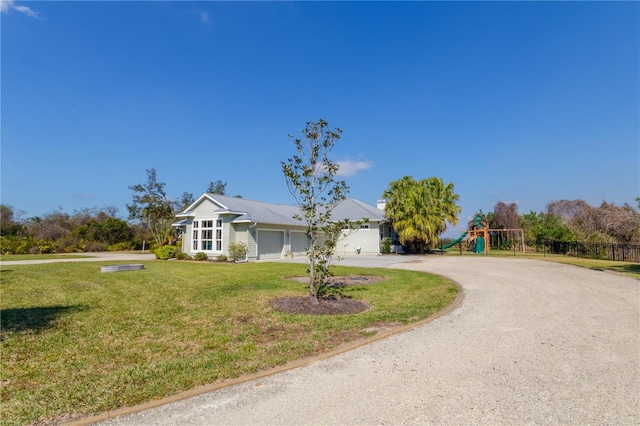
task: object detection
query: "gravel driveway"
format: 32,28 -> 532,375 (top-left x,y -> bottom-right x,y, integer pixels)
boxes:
88,256 -> 639,425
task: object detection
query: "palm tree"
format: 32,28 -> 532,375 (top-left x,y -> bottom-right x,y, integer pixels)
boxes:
382,176 -> 460,253
382,176 -> 414,227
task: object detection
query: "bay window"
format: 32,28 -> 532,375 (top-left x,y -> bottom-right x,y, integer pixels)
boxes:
192,219 -> 223,251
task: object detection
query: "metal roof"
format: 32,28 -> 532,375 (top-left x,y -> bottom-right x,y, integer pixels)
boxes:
177,194 -> 386,226
331,198 -> 386,222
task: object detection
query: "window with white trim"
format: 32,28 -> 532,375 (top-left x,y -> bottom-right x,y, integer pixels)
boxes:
192,221 -> 199,250
216,219 -> 223,251
201,220 -> 214,250
192,219 -> 222,251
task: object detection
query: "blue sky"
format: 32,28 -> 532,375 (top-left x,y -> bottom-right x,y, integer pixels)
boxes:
2,1 -> 638,237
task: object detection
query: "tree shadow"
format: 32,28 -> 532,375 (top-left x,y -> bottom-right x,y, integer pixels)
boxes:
600,264 -> 640,278
1,305 -> 88,334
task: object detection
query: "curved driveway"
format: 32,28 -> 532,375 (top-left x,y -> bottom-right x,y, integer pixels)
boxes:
94,256 -> 638,425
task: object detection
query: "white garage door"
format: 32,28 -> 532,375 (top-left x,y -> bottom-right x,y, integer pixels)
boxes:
257,230 -> 284,259
291,231 -> 309,256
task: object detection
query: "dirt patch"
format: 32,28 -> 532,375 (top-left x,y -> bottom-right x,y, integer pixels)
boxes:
269,297 -> 370,315
272,275 -> 385,315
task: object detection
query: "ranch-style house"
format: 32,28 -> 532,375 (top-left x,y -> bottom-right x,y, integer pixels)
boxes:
172,193 -> 395,260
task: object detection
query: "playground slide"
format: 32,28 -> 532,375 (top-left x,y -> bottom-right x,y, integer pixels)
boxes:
439,231 -> 468,250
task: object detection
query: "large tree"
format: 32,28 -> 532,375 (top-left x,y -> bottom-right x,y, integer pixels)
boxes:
0,205 -> 26,236
546,199 -> 640,244
206,180 -> 227,195
127,168 -> 176,246
281,119 -> 349,305
490,202 -> 520,230
383,176 -> 460,253
75,216 -> 134,245
489,202 -> 521,248
176,192 -> 195,212
521,210 -> 575,243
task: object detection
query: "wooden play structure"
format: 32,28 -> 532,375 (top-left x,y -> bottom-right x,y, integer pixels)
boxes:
440,213 -> 525,254
467,214 -> 490,254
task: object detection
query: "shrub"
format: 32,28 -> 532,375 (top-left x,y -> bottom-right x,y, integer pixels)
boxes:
381,237 -> 392,254
175,249 -> 192,260
0,235 -> 31,255
228,242 -> 248,261
20,238 -> 37,254
83,242 -> 107,253
107,241 -> 136,251
154,245 -> 176,260
194,252 -> 209,261
216,254 -> 228,262
54,234 -> 83,253
36,239 -> 56,254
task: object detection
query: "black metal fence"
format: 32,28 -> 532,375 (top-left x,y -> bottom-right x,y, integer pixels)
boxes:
528,241 -> 640,263
442,238 -> 640,263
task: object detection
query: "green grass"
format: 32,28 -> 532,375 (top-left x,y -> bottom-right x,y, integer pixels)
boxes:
441,248 -> 640,279
528,255 -> 640,278
0,261 -> 456,425
0,253 -> 95,261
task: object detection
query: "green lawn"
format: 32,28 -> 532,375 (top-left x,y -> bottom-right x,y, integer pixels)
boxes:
530,255 -> 640,278
0,261 -> 456,425
441,248 -> 640,279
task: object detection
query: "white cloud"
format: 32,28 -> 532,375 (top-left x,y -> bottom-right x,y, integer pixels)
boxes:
336,160 -> 373,177
199,11 -> 209,23
14,5 -> 39,18
1,0 -> 41,19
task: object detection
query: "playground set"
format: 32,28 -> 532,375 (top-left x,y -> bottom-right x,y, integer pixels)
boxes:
440,214 -> 524,254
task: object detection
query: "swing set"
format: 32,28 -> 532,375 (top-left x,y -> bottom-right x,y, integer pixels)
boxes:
441,214 -> 525,254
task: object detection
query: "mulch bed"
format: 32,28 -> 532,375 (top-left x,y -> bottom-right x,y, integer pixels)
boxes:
270,275 -> 386,315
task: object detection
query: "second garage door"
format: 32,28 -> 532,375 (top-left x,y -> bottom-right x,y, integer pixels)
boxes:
257,230 -> 284,260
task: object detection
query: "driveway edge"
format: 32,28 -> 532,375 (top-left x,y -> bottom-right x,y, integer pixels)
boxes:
68,274 -> 464,426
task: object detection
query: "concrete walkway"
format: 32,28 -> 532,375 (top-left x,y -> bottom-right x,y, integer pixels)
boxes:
95,256 -> 639,425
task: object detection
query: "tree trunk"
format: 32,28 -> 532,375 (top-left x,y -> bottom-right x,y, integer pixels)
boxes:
308,257 -> 319,305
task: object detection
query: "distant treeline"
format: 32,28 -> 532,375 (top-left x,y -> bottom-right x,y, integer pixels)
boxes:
443,199 -> 640,253
2,198 -> 639,255
490,199 -> 640,245
0,172 -> 231,255
0,205 -> 149,254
